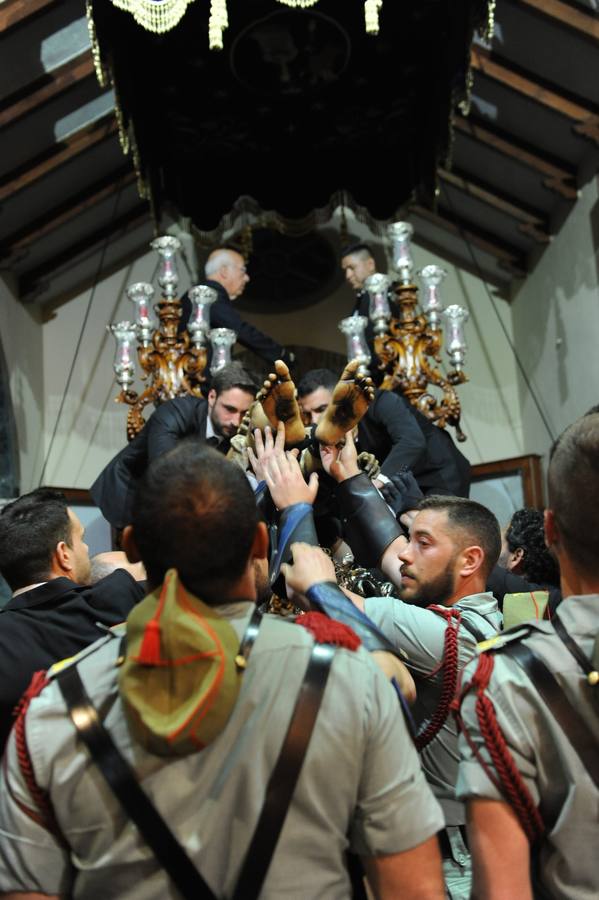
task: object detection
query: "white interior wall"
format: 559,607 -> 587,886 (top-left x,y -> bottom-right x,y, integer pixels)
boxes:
0,274 -> 44,492
511,176 -> 599,460
41,249 -> 172,489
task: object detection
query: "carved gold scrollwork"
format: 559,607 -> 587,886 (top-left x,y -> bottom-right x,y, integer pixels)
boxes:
116,296 -> 210,439
374,284 -> 468,441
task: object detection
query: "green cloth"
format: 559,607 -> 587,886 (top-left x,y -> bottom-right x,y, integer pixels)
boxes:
502,590 -> 549,630
119,569 -> 244,756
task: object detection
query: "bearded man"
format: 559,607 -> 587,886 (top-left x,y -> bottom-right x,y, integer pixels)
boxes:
91,363 -> 257,529
320,435 -> 502,899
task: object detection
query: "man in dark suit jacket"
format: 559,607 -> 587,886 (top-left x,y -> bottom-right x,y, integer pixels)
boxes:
180,246 -> 294,367
0,488 -> 145,751
297,369 -> 470,496
91,363 -> 257,529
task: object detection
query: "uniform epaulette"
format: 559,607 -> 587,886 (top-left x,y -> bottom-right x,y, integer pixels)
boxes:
476,624 -> 533,654
46,626 -> 124,679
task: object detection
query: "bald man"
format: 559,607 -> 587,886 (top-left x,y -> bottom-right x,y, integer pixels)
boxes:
181,246 -> 294,367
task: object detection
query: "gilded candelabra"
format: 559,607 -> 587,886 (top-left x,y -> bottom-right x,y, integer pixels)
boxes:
338,222 -> 469,441
109,236 -> 235,440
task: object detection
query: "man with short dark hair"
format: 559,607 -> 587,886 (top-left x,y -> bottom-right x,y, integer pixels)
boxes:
455,413 -> 599,899
0,442 -> 445,900
0,488 -> 144,751
180,246 -> 294,366
341,242 -> 377,295
320,436 -> 502,898
91,362 -> 257,528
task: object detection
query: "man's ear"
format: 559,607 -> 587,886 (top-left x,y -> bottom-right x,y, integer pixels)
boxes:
459,544 -> 485,579
251,521 -> 269,561
54,540 -> 72,575
121,525 -> 142,564
509,546 -> 525,572
207,388 -> 216,408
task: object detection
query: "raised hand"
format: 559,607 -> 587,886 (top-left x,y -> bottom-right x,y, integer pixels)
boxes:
249,422 -> 319,509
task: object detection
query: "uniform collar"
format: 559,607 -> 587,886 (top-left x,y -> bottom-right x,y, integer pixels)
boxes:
455,591 -> 498,615
553,594 -> 599,638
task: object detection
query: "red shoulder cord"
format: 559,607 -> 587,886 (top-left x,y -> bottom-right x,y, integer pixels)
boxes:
414,606 -> 461,752
452,652 -> 545,843
296,611 -> 361,650
6,670 -> 63,839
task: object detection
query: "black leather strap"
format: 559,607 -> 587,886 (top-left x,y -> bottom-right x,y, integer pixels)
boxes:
459,616 -> 487,644
502,641 -> 599,791
231,642 -> 335,900
236,605 -> 263,665
57,630 -> 335,900
58,665 -> 217,900
552,615 -> 599,700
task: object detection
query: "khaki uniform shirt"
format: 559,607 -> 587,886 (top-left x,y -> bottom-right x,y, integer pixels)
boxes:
0,602 -> 443,899
456,594 -> 599,900
364,592 -> 502,825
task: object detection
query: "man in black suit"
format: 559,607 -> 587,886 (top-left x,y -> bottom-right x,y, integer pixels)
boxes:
297,368 -> 470,497
181,246 -> 295,367
0,487 -> 145,751
91,363 -> 257,529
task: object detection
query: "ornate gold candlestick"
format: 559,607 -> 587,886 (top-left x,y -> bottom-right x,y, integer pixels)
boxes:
342,222 -> 469,441
374,282 -> 468,440
109,236 -> 218,440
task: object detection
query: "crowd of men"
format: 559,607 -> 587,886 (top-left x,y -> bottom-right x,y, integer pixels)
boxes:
0,243 -> 596,900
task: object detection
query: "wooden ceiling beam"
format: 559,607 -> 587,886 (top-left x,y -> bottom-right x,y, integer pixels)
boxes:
471,47 -> 599,146
438,167 -> 551,244
410,203 -> 527,276
0,116 -> 118,204
0,0 -> 55,31
1,166 -> 136,260
0,53 -> 95,130
41,235 -> 157,318
20,202 -> 151,299
510,0 -> 599,44
453,115 -> 578,200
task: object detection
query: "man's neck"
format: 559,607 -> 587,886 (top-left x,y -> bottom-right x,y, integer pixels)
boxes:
446,580 -> 488,606
559,559 -> 599,599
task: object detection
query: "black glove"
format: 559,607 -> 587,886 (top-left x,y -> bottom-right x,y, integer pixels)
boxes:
379,468 -> 423,518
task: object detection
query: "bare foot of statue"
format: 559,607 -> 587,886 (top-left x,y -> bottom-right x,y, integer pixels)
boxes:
257,359 -> 307,446
315,359 -> 375,446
